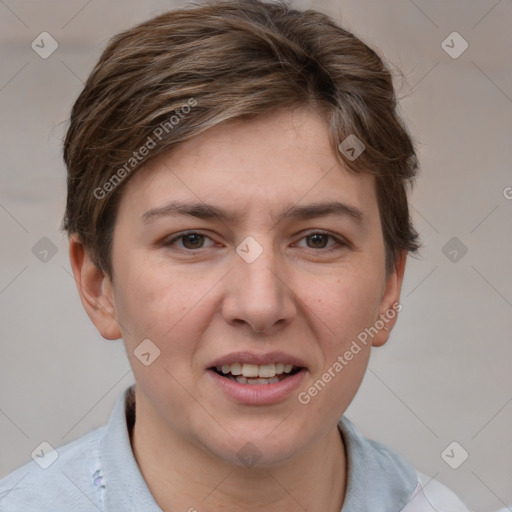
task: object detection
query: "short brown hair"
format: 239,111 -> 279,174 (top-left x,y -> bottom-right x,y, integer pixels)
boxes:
62,0 -> 420,278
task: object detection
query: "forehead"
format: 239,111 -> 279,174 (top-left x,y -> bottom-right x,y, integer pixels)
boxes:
117,107 -> 378,224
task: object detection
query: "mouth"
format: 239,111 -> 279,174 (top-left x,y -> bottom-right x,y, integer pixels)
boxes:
209,363 -> 303,385
205,351 -> 309,405
206,352 -> 308,404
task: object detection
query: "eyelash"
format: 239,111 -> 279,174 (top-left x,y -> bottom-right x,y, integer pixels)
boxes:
164,231 -> 348,253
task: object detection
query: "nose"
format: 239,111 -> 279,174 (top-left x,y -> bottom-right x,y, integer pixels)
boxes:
221,240 -> 296,335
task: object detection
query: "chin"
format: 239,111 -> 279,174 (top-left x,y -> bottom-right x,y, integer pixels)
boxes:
200,424 -> 308,469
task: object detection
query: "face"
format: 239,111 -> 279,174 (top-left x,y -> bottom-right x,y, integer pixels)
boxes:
81,107 -> 404,467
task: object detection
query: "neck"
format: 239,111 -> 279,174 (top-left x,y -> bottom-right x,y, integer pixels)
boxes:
130,392 -> 347,512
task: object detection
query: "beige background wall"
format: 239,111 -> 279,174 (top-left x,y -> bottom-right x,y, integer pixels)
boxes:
1,1 -> 511,510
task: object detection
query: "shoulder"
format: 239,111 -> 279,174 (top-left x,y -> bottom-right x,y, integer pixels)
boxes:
0,426 -> 104,511
402,471 -> 470,511
337,417 -> 470,512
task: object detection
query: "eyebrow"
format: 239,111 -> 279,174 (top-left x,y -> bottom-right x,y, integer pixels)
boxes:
142,199 -> 364,225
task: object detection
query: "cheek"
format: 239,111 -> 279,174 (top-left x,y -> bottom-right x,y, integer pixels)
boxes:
304,269 -> 383,348
113,259 -> 216,356
113,268 -> 203,395
302,269 -> 383,411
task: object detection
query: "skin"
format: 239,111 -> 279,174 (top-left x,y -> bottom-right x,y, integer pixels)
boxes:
70,106 -> 406,512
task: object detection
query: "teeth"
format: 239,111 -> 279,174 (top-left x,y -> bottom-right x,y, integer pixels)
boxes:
216,362 -> 298,378
230,363 -> 242,376
245,377 -> 280,385
247,378 -> 269,385
243,364 -> 259,377
258,364 -> 276,378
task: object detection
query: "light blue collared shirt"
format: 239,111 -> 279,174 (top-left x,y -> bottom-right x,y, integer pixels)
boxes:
0,385 -> 469,511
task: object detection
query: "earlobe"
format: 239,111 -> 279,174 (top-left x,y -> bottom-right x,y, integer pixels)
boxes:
68,235 -> 122,341
371,251 -> 407,348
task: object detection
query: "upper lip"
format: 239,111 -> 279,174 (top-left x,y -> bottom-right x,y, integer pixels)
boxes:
207,351 -> 308,369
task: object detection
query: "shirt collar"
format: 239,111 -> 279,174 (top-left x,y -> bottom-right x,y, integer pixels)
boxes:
337,415 -> 418,511
100,384 -> 162,511
100,385 -> 417,512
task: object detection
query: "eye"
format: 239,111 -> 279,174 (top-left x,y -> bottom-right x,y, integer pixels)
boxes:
165,232 -> 215,250
295,232 -> 346,251
163,231 -> 348,253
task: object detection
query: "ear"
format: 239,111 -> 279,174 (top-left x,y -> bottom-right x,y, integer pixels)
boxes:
371,250 -> 407,348
68,234 -> 122,340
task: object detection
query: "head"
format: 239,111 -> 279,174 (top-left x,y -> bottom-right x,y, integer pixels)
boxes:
64,0 -> 420,467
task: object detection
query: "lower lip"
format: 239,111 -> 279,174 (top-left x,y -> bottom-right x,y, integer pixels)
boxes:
207,369 -> 307,405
